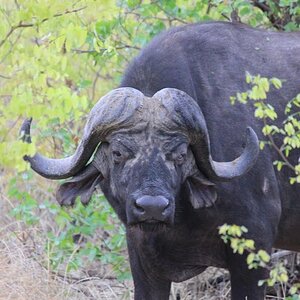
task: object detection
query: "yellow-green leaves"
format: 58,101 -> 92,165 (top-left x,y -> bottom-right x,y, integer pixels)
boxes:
219,224 -> 255,255
0,0 -> 116,174
231,74 -> 281,106
258,262 -> 289,287
219,224 -> 270,267
0,140 -> 36,172
231,73 -> 300,181
271,77 -> 283,89
289,284 -> 300,297
219,224 -> 298,295
219,223 -> 248,237
246,249 -> 270,270
64,24 -> 88,52
285,122 -> 296,136
257,249 -> 271,263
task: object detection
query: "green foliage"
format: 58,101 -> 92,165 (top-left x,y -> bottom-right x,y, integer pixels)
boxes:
219,224 -> 269,266
1,0 -> 299,283
1,0 -> 298,170
219,224 -> 300,298
219,224 -> 254,255
231,73 -> 300,184
9,177 -> 40,225
258,262 -> 289,287
8,175 -> 130,280
46,194 -> 130,279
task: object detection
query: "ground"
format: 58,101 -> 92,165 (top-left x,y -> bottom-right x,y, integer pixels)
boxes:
0,175 -> 298,300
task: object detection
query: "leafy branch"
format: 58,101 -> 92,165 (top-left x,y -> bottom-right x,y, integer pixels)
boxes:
262,116 -> 296,172
230,73 -> 300,183
219,224 -> 300,297
252,0 -> 299,30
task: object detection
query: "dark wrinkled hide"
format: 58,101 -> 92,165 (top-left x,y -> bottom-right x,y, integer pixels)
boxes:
119,22 -> 300,299
23,22 -> 300,300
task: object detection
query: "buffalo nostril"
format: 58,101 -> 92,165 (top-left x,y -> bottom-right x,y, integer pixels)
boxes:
134,200 -> 145,213
134,196 -> 170,220
163,199 -> 170,209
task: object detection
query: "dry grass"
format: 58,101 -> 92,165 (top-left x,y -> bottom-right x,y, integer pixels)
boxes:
0,204 -> 133,300
0,230 -> 230,300
0,176 -> 298,300
0,222 -> 231,300
0,177 -> 231,300
0,246 -> 132,300
0,177 -> 132,300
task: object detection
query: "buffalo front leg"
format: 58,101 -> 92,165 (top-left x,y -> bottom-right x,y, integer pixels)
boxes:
227,249 -> 268,300
127,235 -> 171,300
131,270 -> 171,300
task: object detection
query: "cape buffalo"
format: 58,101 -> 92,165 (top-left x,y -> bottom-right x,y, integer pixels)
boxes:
21,21 -> 300,299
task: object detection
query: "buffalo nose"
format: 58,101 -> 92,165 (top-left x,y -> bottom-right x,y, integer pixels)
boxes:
135,195 -> 169,221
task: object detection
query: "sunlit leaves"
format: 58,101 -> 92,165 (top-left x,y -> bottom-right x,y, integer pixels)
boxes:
219,224 -> 270,267
64,24 -> 88,52
259,262 -> 289,287
0,140 -> 36,171
219,224 -> 299,297
271,77 -> 283,89
1,0 -> 299,285
0,1 -> 111,171
231,73 -> 300,181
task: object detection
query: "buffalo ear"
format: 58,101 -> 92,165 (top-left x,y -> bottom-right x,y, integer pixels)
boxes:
56,163 -> 102,206
56,143 -> 109,206
184,171 -> 217,209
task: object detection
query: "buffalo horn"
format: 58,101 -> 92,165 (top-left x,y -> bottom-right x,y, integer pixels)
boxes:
20,88 -> 144,179
154,88 -> 259,181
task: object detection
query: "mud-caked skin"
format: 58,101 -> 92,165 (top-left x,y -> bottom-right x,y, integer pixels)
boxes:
21,21 -> 300,300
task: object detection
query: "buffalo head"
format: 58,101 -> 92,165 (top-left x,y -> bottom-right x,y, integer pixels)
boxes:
21,87 -> 259,228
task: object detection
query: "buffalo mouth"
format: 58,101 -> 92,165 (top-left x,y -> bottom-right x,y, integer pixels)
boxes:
130,219 -> 170,232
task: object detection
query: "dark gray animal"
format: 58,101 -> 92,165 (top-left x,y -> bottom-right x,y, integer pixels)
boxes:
21,21 -> 300,299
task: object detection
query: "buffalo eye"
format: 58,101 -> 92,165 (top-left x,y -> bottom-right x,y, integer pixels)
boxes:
112,150 -> 123,163
111,144 -> 133,164
174,153 -> 187,165
166,143 -> 188,165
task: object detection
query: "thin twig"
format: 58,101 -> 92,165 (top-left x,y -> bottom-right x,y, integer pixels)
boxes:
155,3 -> 189,25
0,74 -> 11,79
73,44 -> 140,54
0,6 -> 86,48
91,67 -> 102,102
0,116 -> 21,143
266,130 -> 296,172
271,250 -> 294,261
0,28 -> 23,64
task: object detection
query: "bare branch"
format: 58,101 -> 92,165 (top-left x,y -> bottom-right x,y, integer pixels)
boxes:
221,13 -> 231,22
0,28 -> 23,64
0,116 -> 21,143
271,250 -> 294,261
72,44 -> 141,54
0,74 -> 11,79
0,6 -> 87,49
92,67 -> 102,102
155,3 -> 189,25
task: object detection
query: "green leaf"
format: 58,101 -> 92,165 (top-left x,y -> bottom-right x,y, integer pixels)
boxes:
247,253 -> 255,265
271,78 -> 282,89
257,250 -> 270,263
244,239 -> 255,250
285,122 -> 295,136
